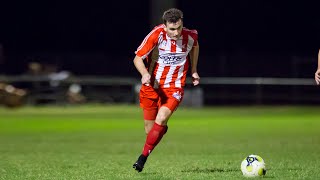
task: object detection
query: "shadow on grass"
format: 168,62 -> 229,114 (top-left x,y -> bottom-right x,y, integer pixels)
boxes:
182,168 -> 275,178
181,167 -> 238,173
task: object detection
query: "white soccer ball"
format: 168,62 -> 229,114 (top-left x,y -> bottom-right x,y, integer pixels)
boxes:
241,154 -> 266,177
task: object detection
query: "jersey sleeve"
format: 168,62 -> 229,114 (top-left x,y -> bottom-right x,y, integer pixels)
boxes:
189,29 -> 198,46
135,26 -> 162,59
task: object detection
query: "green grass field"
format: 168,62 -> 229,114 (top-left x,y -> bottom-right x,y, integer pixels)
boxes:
0,104 -> 319,180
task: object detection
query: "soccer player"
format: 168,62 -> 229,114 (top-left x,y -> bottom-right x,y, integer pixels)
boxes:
315,49 -> 320,85
132,8 -> 200,172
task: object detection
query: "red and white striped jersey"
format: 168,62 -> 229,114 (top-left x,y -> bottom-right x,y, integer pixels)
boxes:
135,24 -> 198,89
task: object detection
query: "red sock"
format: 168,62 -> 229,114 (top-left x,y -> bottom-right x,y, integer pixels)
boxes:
142,123 -> 168,157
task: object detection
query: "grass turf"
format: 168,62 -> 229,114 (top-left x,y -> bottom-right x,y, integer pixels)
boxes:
0,104 -> 319,179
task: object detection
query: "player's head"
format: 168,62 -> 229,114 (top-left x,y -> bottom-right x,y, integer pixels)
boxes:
162,8 -> 183,40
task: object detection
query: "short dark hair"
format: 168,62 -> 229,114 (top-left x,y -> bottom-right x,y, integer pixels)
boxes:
162,8 -> 183,24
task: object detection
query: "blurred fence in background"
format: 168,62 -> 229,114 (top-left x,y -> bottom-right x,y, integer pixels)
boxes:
0,75 -> 318,107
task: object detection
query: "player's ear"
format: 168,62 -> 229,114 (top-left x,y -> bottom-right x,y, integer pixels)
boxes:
163,22 -> 168,32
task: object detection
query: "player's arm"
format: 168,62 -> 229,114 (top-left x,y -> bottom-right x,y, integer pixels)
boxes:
315,49 -> 320,85
189,42 -> 200,86
133,56 -> 151,86
133,27 -> 161,86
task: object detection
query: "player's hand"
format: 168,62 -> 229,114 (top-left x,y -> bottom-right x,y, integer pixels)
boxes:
141,73 -> 151,86
315,69 -> 320,85
192,72 -> 200,86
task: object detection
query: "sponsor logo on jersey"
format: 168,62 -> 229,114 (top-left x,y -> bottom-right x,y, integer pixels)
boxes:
159,55 -> 183,65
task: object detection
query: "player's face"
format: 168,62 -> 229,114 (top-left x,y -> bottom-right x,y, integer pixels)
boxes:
164,19 -> 183,40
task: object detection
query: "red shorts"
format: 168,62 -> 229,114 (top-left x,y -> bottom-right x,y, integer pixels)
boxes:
139,85 -> 184,120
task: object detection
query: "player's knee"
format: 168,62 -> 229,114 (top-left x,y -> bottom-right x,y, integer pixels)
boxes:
155,114 -> 169,125
155,106 -> 172,125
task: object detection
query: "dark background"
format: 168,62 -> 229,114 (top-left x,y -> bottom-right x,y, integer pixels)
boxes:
1,1 -> 319,77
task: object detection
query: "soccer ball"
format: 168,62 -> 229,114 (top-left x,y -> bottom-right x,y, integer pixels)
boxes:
241,154 -> 266,177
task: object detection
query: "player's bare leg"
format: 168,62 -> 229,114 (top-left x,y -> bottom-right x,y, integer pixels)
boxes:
154,106 -> 172,125
144,120 -> 154,135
